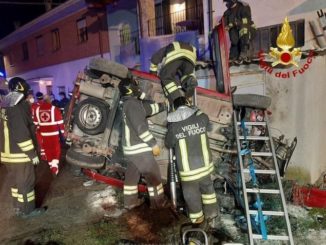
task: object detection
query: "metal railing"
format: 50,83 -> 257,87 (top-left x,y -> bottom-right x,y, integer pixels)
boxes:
148,5 -> 203,37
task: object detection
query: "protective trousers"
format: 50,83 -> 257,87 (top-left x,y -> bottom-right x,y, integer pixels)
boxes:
181,174 -> 218,223
124,152 -> 165,209
159,59 -> 196,104
229,27 -> 241,60
4,163 -> 36,214
36,130 -> 46,160
42,135 -> 61,170
229,26 -> 253,61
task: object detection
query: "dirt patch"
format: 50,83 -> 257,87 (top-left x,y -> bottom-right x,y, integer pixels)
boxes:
121,205 -> 182,244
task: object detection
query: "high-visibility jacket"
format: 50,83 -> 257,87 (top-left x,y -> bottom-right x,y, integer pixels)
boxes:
150,42 -> 197,73
121,96 -> 165,156
31,101 -> 43,120
0,94 -> 37,164
34,102 -> 64,137
165,107 -> 214,182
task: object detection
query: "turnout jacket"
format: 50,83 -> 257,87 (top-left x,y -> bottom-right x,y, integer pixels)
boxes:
0,93 -> 37,164
150,42 -> 197,73
121,96 -> 165,155
165,107 -> 214,182
223,1 -> 255,37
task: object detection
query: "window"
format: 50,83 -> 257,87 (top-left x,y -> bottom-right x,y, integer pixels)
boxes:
76,17 -> 88,43
51,29 -> 61,51
252,19 -> 305,55
22,42 -> 29,61
36,35 -> 45,56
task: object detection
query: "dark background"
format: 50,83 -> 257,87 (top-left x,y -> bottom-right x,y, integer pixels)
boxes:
0,0 -> 67,40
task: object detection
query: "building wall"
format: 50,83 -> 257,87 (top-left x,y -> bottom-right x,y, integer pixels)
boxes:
215,0 -> 326,183
107,0 -> 140,67
2,8 -> 109,77
17,52 -> 111,98
265,55 -> 326,183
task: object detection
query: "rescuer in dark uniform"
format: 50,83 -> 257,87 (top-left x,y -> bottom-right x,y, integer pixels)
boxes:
165,97 -> 219,227
150,41 -> 198,106
223,0 -> 256,64
0,77 -> 45,218
119,77 -> 169,210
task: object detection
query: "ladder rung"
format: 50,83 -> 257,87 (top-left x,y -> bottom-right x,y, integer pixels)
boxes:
239,136 -> 269,140
246,188 -> 280,194
237,122 -> 267,126
251,152 -> 273,157
243,169 -> 276,174
252,234 -> 289,241
249,210 -> 285,216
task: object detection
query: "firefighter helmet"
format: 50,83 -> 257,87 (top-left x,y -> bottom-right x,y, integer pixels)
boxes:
173,96 -> 190,110
118,77 -> 141,97
224,0 -> 238,8
8,77 -> 30,97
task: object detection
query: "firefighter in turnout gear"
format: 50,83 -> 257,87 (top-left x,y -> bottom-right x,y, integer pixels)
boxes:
119,77 -> 169,210
150,41 -> 198,105
223,0 -> 256,64
0,77 -> 45,218
34,94 -> 64,175
165,97 -> 219,226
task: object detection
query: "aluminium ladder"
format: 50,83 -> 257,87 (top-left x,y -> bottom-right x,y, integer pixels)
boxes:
233,110 -> 294,245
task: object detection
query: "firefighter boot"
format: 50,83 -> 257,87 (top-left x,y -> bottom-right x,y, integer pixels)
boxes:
18,207 -> 47,219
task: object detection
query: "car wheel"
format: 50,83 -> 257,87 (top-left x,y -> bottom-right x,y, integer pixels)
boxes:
75,98 -> 109,135
65,147 -> 106,169
89,57 -> 129,79
233,94 -> 272,109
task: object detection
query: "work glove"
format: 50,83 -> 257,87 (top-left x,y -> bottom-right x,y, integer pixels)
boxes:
152,145 -> 161,156
32,156 -> 40,165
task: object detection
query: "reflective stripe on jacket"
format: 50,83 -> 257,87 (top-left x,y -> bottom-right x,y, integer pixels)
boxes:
0,100 -> 37,164
35,102 -> 64,137
150,42 -> 197,73
122,97 -> 165,155
165,110 -> 214,182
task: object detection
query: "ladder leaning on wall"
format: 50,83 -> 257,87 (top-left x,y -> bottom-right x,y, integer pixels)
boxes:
233,108 -> 294,245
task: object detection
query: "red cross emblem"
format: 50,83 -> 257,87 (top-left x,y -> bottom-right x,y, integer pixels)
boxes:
40,111 -> 51,122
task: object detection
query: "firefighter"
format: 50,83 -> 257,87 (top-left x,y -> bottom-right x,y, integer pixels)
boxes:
165,97 -> 219,227
0,77 -> 45,218
223,0 -> 256,64
34,94 -> 64,175
149,41 -> 198,106
119,77 -> 169,210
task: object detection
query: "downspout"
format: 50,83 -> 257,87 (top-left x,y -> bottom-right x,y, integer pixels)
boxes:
208,0 -> 213,31
137,0 -> 144,38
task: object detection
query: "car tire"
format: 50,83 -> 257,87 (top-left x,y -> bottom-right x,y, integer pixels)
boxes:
75,98 -> 109,135
66,147 -> 106,169
233,94 -> 272,109
89,57 -> 129,79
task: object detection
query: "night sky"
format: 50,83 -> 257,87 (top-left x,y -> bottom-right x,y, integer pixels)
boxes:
0,0 -> 68,40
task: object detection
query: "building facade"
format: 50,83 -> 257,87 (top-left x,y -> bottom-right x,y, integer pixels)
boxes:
0,0 -> 110,97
